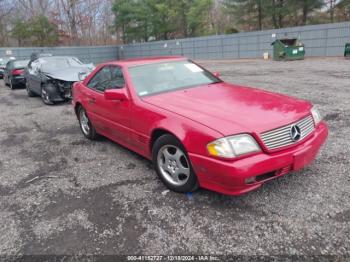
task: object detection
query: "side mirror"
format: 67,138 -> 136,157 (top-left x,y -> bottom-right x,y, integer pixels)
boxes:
104,89 -> 127,101
213,72 -> 220,77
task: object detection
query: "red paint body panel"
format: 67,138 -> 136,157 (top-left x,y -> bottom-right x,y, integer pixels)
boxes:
190,122 -> 328,195
143,83 -> 312,135
72,56 -> 328,196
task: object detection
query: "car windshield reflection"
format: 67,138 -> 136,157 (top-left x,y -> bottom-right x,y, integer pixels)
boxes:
128,60 -> 221,97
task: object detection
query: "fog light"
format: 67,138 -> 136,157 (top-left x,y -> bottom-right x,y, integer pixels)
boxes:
245,177 -> 256,184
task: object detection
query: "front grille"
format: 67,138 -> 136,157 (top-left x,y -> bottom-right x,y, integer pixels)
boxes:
260,115 -> 315,150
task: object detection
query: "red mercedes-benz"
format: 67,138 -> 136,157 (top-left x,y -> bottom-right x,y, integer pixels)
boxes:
72,56 -> 328,196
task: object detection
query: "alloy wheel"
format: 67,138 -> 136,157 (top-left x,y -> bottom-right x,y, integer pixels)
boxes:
157,145 -> 190,186
41,87 -> 51,104
79,109 -> 90,135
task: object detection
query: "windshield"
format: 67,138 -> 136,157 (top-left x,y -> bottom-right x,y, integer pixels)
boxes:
128,60 -> 221,97
40,57 -> 83,71
14,60 -> 29,68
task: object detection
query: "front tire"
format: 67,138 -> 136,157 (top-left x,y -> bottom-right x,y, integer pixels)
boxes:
78,106 -> 98,140
41,84 -> 54,105
26,81 -> 35,97
152,134 -> 198,193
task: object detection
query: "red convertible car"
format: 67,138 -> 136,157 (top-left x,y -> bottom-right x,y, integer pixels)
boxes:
72,56 -> 328,196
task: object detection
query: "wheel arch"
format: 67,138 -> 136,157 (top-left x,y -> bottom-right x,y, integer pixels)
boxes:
74,102 -> 82,117
150,128 -> 182,153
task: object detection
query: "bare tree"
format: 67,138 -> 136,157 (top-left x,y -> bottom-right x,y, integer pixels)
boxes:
327,0 -> 337,22
0,0 -> 15,45
60,0 -> 80,45
17,0 -> 54,17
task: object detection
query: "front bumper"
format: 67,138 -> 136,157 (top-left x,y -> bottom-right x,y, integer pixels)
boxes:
189,122 -> 328,196
46,82 -> 72,102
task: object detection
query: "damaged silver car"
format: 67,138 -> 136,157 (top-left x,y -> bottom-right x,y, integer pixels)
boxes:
25,55 -> 94,105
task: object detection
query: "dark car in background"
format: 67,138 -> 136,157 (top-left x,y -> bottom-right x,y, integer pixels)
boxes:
0,57 -> 15,79
25,56 -> 94,105
3,59 -> 29,89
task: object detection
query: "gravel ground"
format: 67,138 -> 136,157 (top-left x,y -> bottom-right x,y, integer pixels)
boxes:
0,58 -> 349,260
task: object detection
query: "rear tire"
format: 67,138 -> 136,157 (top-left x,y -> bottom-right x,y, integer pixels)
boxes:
152,134 -> 198,193
78,106 -> 98,140
9,78 -> 14,90
41,84 -> 54,105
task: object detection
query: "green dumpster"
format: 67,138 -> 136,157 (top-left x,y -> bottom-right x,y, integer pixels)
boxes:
345,43 -> 350,58
271,38 -> 305,61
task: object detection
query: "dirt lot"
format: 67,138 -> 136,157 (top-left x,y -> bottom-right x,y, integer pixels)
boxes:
0,58 -> 349,260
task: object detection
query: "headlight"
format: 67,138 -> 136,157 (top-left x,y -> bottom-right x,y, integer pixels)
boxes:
311,106 -> 322,125
207,134 -> 261,158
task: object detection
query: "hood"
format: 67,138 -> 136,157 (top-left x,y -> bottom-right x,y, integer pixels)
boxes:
142,82 -> 312,136
42,65 -> 93,82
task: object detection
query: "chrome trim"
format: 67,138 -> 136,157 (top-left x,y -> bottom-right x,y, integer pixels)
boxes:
260,115 -> 315,150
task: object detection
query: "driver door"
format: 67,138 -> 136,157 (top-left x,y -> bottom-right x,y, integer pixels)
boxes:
84,65 -> 131,144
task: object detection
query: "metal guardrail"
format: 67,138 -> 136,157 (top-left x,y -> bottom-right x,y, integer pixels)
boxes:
118,21 -> 350,59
